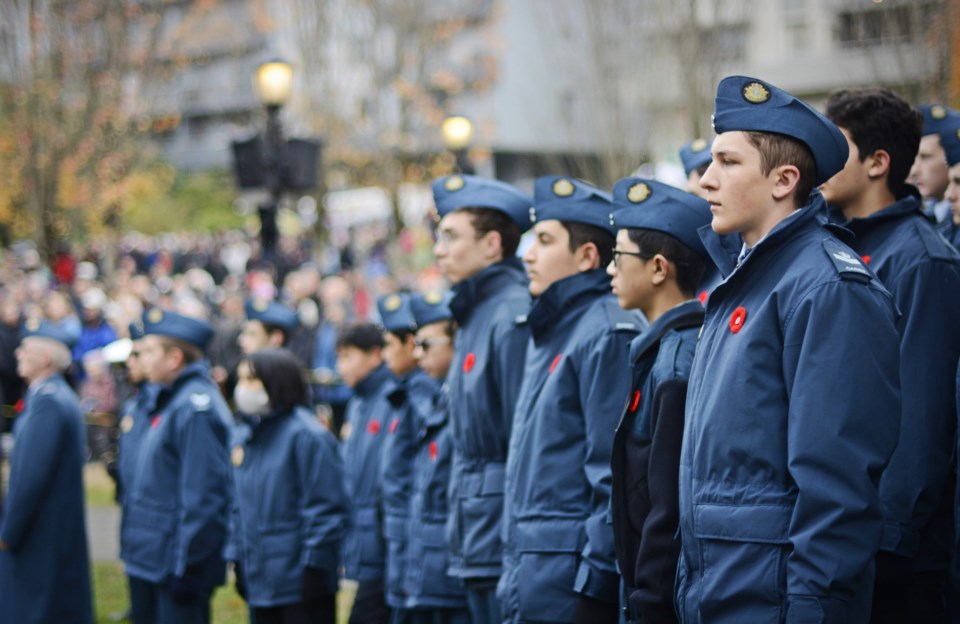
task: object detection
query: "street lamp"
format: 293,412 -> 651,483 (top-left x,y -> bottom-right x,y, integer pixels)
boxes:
442,115 -> 475,175
232,60 -> 321,263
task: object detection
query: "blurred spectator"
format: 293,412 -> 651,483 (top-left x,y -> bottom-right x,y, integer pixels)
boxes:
0,295 -> 23,434
73,288 -> 117,379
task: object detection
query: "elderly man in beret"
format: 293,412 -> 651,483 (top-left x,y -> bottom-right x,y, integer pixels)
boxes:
0,320 -> 93,624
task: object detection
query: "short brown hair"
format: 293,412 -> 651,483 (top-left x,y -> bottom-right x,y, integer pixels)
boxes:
158,336 -> 203,365
460,207 -> 522,258
744,131 -> 817,208
563,222 -> 614,269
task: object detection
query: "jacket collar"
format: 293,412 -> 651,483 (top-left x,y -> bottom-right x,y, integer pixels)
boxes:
833,189 -> 924,232
700,191 -> 831,278
449,257 -> 528,324
354,363 -> 392,398
629,299 -> 704,363
527,269 -> 611,340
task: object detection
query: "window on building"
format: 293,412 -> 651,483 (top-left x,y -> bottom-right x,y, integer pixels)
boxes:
835,3 -> 932,48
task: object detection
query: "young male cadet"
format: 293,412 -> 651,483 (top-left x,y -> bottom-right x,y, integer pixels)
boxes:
909,104 -> 957,223
935,110 -> 960,249
821,89 -> 960,622
498,176 -> 643,624
676,76 -> 902,623
0,321 -> 93,624
376,293 -> 434,614
679,139 -> 713,200
337,322 -> 396,624
238,298 -> 299,355
607,179 -> 711,624
431,174 -> 532,624
124,309 -> 233,624
399,291 -> 469,623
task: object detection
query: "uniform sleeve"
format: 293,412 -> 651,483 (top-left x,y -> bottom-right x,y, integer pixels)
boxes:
222,469 -> 241,563
0,395 -> 65,549
298,429 -> 348,572
574,330 -> 635,604
174,402 -> 231,575
630,379 -> 686,622
882,260 -> 960,554
782,280 -> 900,616
491,321 -> 530,435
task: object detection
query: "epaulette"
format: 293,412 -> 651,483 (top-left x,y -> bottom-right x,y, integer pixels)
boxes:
822,237 -> 871,283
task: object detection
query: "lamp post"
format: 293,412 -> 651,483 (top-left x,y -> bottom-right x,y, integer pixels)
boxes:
253,60 -> 293,261
442,115 -> 475,175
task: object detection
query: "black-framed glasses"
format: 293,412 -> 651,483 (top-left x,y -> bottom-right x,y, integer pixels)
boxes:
415,337 -> 452,350
612,248 -> 645,268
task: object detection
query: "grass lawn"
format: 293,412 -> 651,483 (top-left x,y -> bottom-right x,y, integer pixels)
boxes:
86,463 -> 356,624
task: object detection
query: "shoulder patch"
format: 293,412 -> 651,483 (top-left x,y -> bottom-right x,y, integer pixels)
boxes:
514,314 -> 528,325
822,238 -> 871,283
615,321 -> 640,332
189,393 -> 212,410
915,219 -> 960,262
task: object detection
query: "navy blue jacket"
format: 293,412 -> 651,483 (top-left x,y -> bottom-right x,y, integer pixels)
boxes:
611,300 -> 703,624
117,382 -> 157,564
341,363 -> 395,581
121,360 -> 232,589
401,376 -> 467,609
224,406 -> 347,607
445,258 -> 531,579
0,374 -> 93,624
836,194 -> 960,568
499,270 -> 643,623
381,367 -> 434,607
938,218 -> 960,250
677,195 -> 902,623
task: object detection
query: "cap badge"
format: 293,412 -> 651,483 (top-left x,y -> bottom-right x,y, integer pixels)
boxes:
444,175 -> 465,192
743,82 -> 770,104
932,105 -> 947,120
627,182 -> 651,204
690,138 -> 708,152
147,308 -> 163,323
552,178 -> 575,197
384,294 -> 402,312
424,291 -> 443,305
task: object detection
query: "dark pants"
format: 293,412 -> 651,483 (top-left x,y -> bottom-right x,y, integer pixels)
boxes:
252,594 -> 336,624
349,578 -> 391,624
871,553 -> 946,623
129,576 -> 211,624
464,578 -> 500,624
390,607 -> 470,624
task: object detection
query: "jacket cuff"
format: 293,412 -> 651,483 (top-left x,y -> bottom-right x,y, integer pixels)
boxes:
302,543 -> 338,571
573,560 -> 618,604
786,595 -> 847,624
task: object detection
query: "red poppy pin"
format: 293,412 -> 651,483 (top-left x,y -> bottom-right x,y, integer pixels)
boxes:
367,420 -> 381,435
629,390 -> 641,413
13,399 -> 24,414
729,307 -> 747,334
150,415 -> 162,429
463,352 -> 476,373
388,417 -> 399,434
697,290 -> 709,305
429,441 -> 439,461
549,354 -> 562,373
861,255 -> 871,265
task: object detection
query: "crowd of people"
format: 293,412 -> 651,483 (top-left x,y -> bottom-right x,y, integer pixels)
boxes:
2,75 -> 960,624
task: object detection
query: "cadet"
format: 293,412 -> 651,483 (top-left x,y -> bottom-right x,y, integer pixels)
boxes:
431,174 -> 532,624
679,139 -> 713,200
225,348 -> 347,624
607,179 -> 711,624
123,309 -> 233,624
376,293 -> 434,614
239,298 -> 299,355
820,89 -> 960,622
398,291 -> 469,623
0,321 -> 92,624
677,76 -> 901,622
941,115 -> 960,249
498,176 -> 642,624
117,321 -> 159,612
337,322 -> 395,624
910,105 -> 956,223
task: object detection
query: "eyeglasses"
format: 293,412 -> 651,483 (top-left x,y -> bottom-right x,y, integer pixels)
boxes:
611,249 -> 646,268
414,337 -> 452,350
